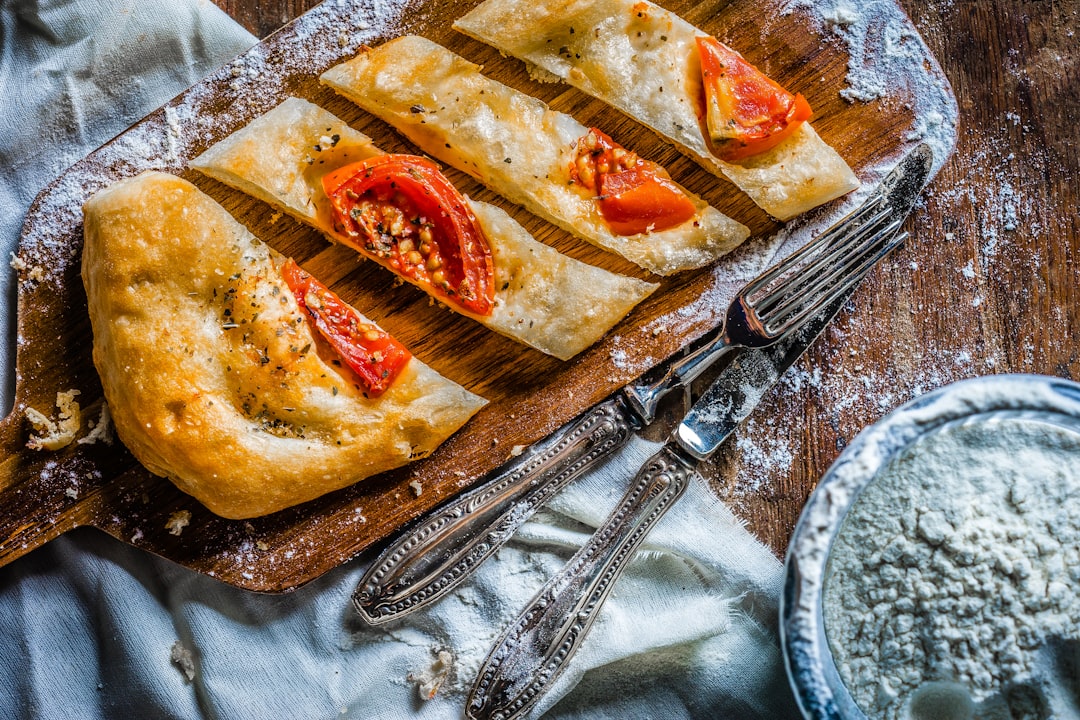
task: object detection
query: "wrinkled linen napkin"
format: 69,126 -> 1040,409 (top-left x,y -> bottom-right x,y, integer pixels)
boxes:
0,1 -> 801,717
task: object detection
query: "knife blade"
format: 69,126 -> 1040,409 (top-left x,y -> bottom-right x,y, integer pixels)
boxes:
354,143 -> 934,626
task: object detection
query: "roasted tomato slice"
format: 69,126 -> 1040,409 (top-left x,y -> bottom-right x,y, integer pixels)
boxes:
697,36 -> 813,163
570,128 -> 697,236
281,258 -> 411,397
323,155 -> 495,316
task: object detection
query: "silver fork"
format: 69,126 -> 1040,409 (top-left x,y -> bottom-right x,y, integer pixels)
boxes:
354,146 -> 925,625
624,191 -> 905,420
464,144 -> 933,720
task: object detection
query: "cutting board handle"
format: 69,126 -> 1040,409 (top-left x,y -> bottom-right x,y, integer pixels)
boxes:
0,405 -> 104,567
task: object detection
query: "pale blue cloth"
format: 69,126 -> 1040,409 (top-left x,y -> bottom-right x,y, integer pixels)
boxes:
0,438 -> 797,718
0,2 -> 801,717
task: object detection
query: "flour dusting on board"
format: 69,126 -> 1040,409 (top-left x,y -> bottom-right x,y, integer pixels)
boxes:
782,0 -> 958,167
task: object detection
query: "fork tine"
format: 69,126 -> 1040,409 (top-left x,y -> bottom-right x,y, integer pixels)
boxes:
743,195 -> 890,303
750,203 -> 894,311
751,209 -> 896,321
763,224 -> 908,336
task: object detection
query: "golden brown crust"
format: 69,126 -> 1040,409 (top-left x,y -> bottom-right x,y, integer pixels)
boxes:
82,171 -> 486,519
190,97 -> 657,359
320,36 -> 749,275
454,0 -> 860,220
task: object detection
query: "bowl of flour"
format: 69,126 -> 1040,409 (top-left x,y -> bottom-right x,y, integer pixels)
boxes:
781,374 -> 1080,720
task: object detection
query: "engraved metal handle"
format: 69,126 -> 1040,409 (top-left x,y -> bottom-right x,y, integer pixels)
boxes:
466,445 -> 695,720
353,397 -> 640,624
354,321 -> 746,624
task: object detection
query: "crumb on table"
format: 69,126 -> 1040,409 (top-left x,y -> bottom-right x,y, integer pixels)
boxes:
166,510 -> 192,536
25,390 -> 82,451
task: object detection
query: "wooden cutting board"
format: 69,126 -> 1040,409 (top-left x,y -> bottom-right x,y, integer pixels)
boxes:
0,0 -> 950,591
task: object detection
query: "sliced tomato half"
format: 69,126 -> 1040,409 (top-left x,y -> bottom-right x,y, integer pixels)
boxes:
570,128 -> 697,236
281,258 -> 411,398
322,155 -> 495,316
597,166 -> 699,236
697,36 -> 813,162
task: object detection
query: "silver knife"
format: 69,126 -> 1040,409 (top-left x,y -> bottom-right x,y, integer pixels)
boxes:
464,145 -> 934,720
354,144 -> 934,626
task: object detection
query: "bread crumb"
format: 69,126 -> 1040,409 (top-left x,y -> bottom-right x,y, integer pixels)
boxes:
65,486 -> 78,499
77,402 -> 114,445
510,444 -> 527,457
8,255 -> 46,283
25,390 -> 82,451
170,640 -> 196,682
525,60 -> 560,84
166,510 -> 192,536
408,648 -> 454,700
409,479 -> 423,497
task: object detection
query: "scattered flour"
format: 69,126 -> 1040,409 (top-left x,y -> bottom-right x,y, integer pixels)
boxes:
823,417 -> 1080,719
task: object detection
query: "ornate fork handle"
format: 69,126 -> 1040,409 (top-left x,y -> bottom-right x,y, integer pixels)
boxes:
353,397 -> 641,623
466,445 -> 696,720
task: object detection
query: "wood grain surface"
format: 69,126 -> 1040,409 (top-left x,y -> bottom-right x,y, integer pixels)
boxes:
2,0 -> 1064,592
213,0 -> 1080,553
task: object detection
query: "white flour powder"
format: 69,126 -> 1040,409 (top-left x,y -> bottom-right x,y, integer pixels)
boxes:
822,417 -> 1080,719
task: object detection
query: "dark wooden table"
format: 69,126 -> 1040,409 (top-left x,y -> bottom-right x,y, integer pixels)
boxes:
209,0 -> 1080,558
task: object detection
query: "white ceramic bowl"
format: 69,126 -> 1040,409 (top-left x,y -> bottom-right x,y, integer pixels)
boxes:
779,373 -> 1080,719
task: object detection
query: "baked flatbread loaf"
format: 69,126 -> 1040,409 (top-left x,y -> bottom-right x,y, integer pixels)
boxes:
190,97 -> 656,360
320,36 -> 749,276
455,0 -> 860,220
82,171 -> 486,519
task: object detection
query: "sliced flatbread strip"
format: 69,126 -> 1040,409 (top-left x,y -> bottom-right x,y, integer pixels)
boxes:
190,97 -> 656,360
82,171 -> 486,519
320,35 -> 749,276
455,0 -> 860,220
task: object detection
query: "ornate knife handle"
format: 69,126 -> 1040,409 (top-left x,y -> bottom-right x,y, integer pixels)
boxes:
353,396 -> 640,624
466,445 -> 695,720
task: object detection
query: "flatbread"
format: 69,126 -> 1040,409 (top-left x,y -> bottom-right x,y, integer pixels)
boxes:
320,35 -> 749,276
190,97 -> 657,360
455,0 -> 860,220
82,171 -> 486,519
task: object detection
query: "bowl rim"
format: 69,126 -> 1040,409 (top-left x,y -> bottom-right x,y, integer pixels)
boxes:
778,372 -> 1080,720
